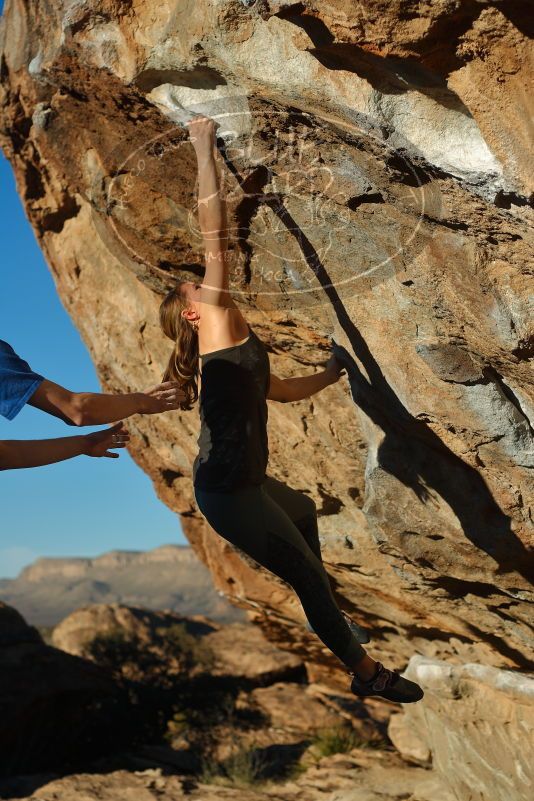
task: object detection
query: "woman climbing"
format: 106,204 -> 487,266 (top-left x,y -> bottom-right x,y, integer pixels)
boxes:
159,115 -> 423,703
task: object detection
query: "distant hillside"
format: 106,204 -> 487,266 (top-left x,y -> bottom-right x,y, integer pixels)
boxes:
0,545 -> 246,627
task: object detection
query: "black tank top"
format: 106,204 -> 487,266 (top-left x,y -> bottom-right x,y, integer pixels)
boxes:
193,325 -> 270,492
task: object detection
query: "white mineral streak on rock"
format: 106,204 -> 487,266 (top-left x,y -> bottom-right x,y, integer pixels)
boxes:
148,82 -> 251,142
28,46 -> 43,75
73,21 -> 137,83
207,14 -> 503,194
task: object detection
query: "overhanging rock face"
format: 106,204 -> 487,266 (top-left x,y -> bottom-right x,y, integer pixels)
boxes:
1,0 -> 532,688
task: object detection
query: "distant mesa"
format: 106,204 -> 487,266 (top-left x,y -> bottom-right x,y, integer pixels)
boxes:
0,544 -> 246,627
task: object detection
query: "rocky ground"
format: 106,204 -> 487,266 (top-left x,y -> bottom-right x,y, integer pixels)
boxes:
0,600 -> 453,801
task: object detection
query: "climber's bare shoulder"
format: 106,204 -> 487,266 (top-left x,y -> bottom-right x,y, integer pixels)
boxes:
198,296 -> 249,356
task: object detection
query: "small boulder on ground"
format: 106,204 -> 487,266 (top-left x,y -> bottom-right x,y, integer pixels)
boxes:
203,622 -> 305,683
52,602 -> 218,657
0,602 -> 124,777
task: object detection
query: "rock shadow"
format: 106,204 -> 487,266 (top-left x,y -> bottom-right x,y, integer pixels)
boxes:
276,4 -> 533,82
276,8 -> 472,107
213,125 -> 533,590
258,198 -> 534,589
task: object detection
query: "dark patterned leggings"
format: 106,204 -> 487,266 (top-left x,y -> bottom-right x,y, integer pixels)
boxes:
194,476 -> 366,666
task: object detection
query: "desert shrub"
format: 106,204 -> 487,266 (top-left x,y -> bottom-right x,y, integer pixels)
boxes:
87,628 -> 139,670
156,623 -> 215,673
86,623 -> 214,686
199,744 -> 268,787
310,724 -> 386,757
84,622 -> 217,748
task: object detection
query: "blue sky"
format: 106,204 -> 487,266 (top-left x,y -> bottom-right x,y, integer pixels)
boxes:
0,151 -> 186,578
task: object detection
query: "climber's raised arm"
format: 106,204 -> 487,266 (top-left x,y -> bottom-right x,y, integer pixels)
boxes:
186,115 -> 230,306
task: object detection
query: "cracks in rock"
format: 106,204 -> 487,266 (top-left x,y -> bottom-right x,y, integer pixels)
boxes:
161,469 -> 184,487
134,66 -> 227,94
512,335 -> 534,362
59,83 -> 89,103
486,232 -> 523,244
404,624 -> 473,644
24,160 -> 46,201
158,260 -> 205,277
483,366 -> 534,438
407,616 -> 533,667
465,621 -> 531,667
347,486 -> 362,504
384,152 -> 435,187
15,135 -> 81,235
429,575 -> 513,600
422,214 -> 469,232
495,607 -> 534,630
6,89 -> 33,153
64,9 -> 110,37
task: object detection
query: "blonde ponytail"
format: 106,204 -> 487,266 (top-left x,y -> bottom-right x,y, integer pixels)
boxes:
159,285 -> 199,411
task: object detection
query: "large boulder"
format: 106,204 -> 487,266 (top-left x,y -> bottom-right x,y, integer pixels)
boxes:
52,603 -> 304,684
388,655 -> 534,801
1,0 -> 532,675
52,602 -> 218,657
0,0 -> 532,791
0,602 -> 123,776
203,622 -> 304,683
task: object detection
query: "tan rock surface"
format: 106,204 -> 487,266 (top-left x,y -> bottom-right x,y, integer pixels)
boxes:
52,602 -> 305,683
250,682 -> 351,733
0,0 -> 533,794
388,655 -> 534,801
204,622 -> 304,681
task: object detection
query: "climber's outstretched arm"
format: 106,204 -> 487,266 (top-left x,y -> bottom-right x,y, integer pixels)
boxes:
268,356 -> 346,403
187,115 -> 230,305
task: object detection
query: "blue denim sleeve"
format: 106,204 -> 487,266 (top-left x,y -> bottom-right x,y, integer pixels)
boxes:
0,340 -> 45,420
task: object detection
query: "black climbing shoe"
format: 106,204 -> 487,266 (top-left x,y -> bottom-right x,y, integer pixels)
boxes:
350,662 -> 424,703
306,611 -> 371,644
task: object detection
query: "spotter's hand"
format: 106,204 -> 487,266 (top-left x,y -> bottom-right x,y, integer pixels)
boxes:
141,381 -> 186,413
84,422 -> 129,459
